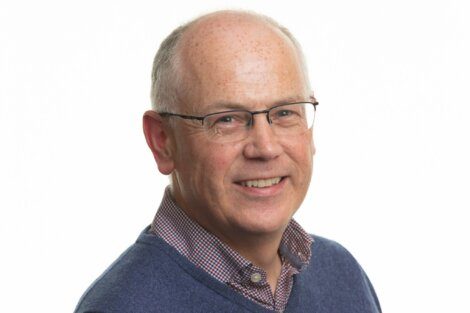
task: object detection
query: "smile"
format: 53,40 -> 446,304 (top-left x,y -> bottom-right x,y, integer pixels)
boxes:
239,177 -> 282,188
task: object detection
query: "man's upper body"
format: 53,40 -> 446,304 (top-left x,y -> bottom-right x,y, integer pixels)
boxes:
75,189 -> 380,313
75,10 -> 381,312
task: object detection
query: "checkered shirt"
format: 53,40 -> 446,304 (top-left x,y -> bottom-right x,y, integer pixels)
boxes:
150,187 -> 313,312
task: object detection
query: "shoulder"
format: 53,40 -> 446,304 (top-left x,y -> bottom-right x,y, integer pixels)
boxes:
74,229 -> 201,313
310,235 -> 357,263
306,234 -> 368,280
294,235 -> 382,313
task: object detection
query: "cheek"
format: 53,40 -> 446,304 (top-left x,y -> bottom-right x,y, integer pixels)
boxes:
189,141 -> 237,183
210,143 -> 228,160
209,143 -> 237,177
284,135 -> 314,181
286,133 -> 314,158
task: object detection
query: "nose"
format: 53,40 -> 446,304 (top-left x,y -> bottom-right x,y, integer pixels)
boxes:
243,114 -> 283,160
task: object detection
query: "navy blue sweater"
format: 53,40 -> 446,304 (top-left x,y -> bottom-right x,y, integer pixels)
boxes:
75,228 -> 381,313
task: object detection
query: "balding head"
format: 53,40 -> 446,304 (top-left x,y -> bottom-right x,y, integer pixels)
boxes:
150,10 -> 311,113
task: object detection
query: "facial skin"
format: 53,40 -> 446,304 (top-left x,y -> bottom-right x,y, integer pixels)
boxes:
144,12 -> 315,254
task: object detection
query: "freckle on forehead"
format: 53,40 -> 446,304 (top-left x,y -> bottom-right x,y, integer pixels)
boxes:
177,12 -> 306,107
185,14 -> 286,50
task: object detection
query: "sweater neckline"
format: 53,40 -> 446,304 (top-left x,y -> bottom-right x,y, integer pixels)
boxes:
137,226 -> 282,313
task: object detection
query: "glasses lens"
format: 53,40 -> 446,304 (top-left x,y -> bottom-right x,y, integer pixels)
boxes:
202,103 -> 315,143
269,102 -> 315,135
204,110 -> 251,142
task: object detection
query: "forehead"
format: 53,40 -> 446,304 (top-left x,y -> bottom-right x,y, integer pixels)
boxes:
177,13 -> 309,112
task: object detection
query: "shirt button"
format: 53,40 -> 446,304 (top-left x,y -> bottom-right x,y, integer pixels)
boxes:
250,272 -> 262,283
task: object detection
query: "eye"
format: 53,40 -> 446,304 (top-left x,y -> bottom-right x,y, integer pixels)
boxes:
206,111 -> 248,129
215,115 -> 235,124
273,108 -> 301,120
275,109 -> 295,118
270,104 -> 306,126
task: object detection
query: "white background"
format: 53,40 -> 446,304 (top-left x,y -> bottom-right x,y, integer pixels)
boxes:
1,0 -> 469,312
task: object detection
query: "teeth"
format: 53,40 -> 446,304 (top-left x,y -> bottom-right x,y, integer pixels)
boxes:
241,177 -> 282,188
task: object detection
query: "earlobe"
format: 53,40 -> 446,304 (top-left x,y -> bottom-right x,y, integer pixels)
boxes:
142,110 -> 175,175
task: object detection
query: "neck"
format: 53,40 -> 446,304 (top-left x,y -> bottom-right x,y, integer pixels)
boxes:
220,229 -> 286,294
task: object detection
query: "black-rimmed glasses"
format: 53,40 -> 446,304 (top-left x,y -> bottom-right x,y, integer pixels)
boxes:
159,101 -> 318,143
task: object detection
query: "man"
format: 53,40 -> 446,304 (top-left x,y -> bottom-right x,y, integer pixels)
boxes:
75,10 -> 381,313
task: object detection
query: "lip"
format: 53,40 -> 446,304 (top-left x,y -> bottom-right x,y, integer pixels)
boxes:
233,176 -> 287,197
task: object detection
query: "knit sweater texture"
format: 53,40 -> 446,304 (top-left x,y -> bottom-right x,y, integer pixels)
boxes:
75,227 -> 381,313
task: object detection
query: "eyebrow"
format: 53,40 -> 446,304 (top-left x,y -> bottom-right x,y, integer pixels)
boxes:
203,101 -> 246,112
203,95 -> 311,113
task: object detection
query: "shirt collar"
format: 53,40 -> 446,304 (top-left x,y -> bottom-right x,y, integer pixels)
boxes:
150,186 -> 313,283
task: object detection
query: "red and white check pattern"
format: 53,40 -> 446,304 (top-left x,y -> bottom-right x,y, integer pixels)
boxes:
150,187 -> 313,312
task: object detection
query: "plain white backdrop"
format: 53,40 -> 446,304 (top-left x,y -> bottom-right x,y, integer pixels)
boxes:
1,0 -> 469,312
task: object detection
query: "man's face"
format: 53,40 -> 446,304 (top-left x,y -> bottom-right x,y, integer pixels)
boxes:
166,17 -> 315,245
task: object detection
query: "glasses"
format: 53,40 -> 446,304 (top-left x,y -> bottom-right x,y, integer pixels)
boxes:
158,101 -> 318,143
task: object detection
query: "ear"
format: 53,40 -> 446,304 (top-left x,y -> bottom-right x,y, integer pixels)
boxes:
143,110 -> 175,175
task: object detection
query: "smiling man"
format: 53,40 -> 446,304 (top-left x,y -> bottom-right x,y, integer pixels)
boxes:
75,10 -> 381,313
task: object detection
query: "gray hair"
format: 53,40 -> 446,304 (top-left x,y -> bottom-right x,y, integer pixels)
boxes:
150,10 -> 310,112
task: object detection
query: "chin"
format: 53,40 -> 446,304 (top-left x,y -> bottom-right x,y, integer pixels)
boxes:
233,211 -> 292,236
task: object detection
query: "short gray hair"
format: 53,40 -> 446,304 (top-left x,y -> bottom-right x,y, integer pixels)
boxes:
150,23 -> 188,113
150,10 -> 310,112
